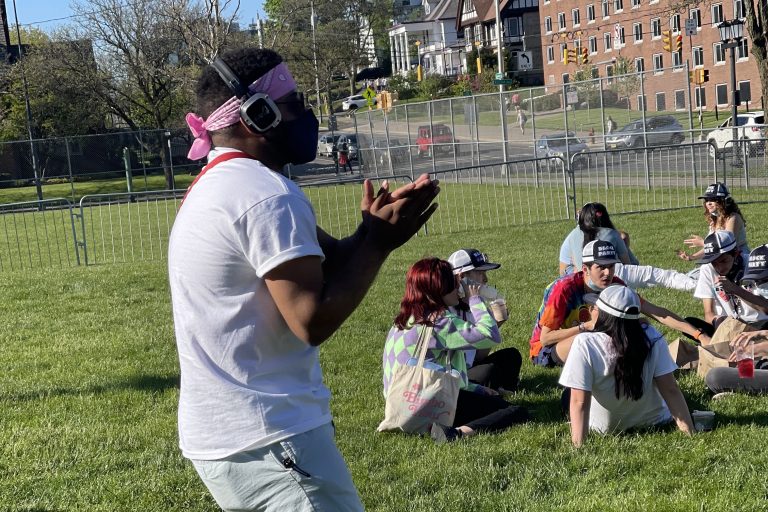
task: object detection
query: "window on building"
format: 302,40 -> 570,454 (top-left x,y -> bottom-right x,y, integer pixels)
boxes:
560,43 -> 568,60
606,64 -> 614,76
673,50 -> 683,68
604,32 -> 612,51
573,8 -> 581,25
638,95 -> 647,111
464,27 -> 472,43
635,57 -> 645,72
474,24 -> 482,43
463,0 -> 477,15
587,4 -> 596,21
651,18 -> 661,38
574,39 -> 583,52
506,17 -> 521,37
690,8 -> 701,28
737,38 -> 749,59
547,46 -> 555,63
693,47 -> 704,67
675,90 -> 686,109
653,53 -> 663,72
592,67 -> 600,78
695,87 -> 706,108
633,23 -> 643,42
602,0 -> 610,17
739,81 -> 751,103
614,0 -> 623,11
589,36 -> 598,53
563,73 -> 570,84
618,26 -> 625,45
714,42 -> 725,63
716,83 -> 728,104
734,0 -> 744,18
671,14 -> 681,33
712,4 -> 723,24
558,12 -> 566,30
545,16 -> 552,33
632,0 -> 641,7
656,92 -> 666,111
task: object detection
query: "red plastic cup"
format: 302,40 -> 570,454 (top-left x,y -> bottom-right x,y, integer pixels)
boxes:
737,358 -> 754,379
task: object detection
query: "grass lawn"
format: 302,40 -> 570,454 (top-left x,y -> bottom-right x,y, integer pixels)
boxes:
3,199 -> 768,510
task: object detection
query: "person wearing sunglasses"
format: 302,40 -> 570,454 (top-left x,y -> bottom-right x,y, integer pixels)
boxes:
169,47 -> 439,512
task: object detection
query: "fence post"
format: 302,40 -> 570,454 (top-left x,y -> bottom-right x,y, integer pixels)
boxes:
449,97 -> 459,171
562,83 -> 572,180
499,91 -> 510,186
123,147 -> 134,197
472,95 -> 480,166
384,109 -> 393,177
428,100 -> 437,175
530,88 -> 541,186
638,72 -> 650,190
405,105 -> 415,180
65,137 -> 76,202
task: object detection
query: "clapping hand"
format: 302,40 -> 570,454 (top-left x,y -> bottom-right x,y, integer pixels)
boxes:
360,174 -> 439,252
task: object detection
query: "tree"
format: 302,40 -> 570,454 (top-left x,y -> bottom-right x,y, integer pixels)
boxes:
611,56 -> 640,109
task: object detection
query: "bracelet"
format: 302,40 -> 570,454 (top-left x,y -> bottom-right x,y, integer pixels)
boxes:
578,322 -> 586,333
694,329 -> 703,341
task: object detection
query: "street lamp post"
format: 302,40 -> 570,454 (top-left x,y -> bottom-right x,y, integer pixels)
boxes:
718,19 -> 745,164
310,2 -> 323,123
494,0 -> 505,92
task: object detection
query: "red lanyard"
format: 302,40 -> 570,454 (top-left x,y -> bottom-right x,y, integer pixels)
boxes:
180,151 -> 256,207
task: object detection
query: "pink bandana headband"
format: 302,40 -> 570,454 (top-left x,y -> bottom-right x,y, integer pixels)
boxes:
185,62 -> 297,160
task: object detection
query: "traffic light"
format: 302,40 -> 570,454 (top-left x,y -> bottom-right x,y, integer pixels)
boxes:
662,30 -> 672,52
689,69 -> 711,85
581,47 -> 589,65
699,68 -> 709,83
688,70 -> 695,84
568,49 -> 578,64
563,48 -> 568,65
675,35 -> 683,52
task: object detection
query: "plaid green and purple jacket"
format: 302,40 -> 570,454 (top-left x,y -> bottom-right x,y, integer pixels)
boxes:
382,296 -> 500,395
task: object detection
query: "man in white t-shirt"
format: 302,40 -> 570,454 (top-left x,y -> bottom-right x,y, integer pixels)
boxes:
169,47 -> 439,511
691,230 -> 768,336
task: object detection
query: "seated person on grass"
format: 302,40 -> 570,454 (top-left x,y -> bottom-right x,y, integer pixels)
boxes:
704,245 -> 768,395
531,240 -> 710,367
688,233 -> 768,338
559,285 -> 695,447
447,248 -> 522,393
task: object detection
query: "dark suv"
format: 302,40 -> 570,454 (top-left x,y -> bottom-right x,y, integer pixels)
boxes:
606,116 -> 685,149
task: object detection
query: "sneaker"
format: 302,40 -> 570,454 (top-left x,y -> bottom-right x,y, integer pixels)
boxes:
430,423 -> 462,444
712,391 -> 736,401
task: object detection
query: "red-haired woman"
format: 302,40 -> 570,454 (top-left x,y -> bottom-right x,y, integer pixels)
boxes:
382,258 -> 528,443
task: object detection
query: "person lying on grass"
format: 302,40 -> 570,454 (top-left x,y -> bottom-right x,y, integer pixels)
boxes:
559,285 -> 695,447
383,258 -> 529,444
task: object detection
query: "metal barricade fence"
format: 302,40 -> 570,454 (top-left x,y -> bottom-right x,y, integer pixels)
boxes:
0,198 -> 80,271
424,157 -> 571,235
570,142 -> 718,214
78,190 -> 185,265
720,138 -> 768,198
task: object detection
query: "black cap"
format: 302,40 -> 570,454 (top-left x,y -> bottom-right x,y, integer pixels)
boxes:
698,182 -> 730,200
582,240 -> 619,265
742,244 -> 768,282
699,230 -> 738,264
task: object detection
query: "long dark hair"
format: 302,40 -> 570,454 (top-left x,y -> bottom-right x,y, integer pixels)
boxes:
394,258 -> 457,329
592,308 -> 651,400
579,202 -> 617,245
702,196 -> 746,229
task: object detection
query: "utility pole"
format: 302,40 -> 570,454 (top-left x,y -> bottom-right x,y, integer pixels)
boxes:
11,0 -> 43,203
310,2 -> 323,123
494,0 -> 505,92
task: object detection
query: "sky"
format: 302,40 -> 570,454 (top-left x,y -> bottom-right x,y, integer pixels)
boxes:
10,0 -> 265,31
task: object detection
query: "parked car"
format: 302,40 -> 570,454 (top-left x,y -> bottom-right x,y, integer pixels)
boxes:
317,134 -> 341,157
375,138 -> 411,167
415,124 -> 457,158
342,94 -> 376,111
606,116 -> 685,149
706,111 -> 766,157
535,133 -> 590,169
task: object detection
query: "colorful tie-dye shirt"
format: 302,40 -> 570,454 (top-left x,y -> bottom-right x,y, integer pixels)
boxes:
528,272 -> 625,358
383,296 -> 500,395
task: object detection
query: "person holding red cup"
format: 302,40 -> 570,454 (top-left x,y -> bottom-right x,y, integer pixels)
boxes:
705,244 -> 768,397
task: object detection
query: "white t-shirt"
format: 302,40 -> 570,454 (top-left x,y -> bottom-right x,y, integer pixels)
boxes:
168,148 -> 330,460
694,263 -> 768,324
559,324 -> 676,433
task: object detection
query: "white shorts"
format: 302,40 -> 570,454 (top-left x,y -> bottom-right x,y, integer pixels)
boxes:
190,423 -> 363,512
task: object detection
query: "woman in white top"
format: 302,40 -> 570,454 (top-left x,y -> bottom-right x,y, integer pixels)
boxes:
559,285 -> 695,447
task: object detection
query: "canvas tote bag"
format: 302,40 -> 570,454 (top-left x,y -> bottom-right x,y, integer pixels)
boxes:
696,317 -> 756,379
378,324 -> 460,434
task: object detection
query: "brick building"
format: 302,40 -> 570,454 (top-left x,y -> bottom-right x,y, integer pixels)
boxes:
539,0 -> 763,112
